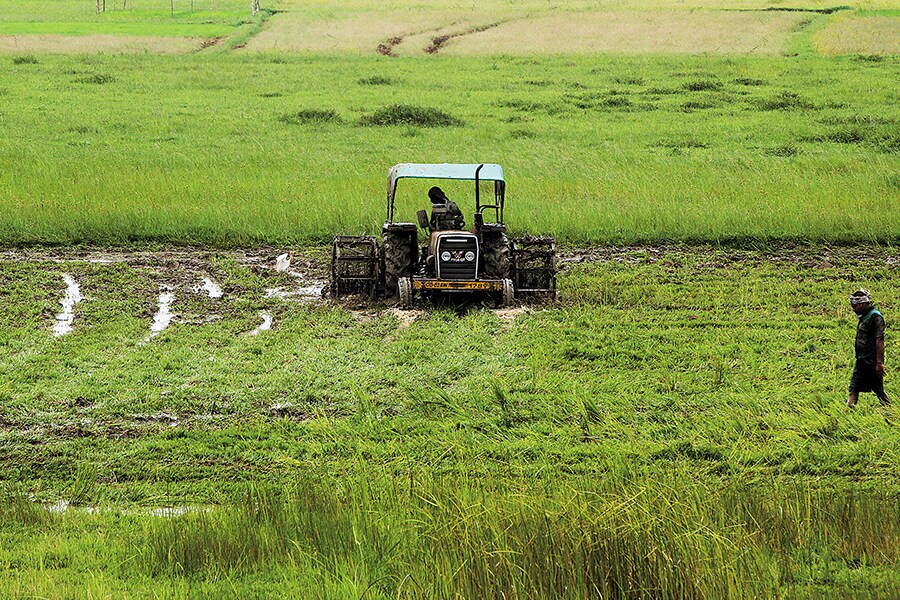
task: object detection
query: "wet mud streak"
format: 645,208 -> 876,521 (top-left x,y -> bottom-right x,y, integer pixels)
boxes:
197,277 -> 223,299
425,22 -> 501,54
249,311 -> 272,336
265,282 -> 325,300
53,274 -> 83,337
198,36 -> 223,51
377,36 -> 403,57
149,289 -> 175,337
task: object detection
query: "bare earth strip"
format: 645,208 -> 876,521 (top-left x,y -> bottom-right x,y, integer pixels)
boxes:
813,15 -> 900,55
438,11 -> 809,55
0,34 -> 201,54
243,10 -> 474,53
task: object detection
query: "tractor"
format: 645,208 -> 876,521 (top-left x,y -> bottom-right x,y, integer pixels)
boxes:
330,163 -> 556,308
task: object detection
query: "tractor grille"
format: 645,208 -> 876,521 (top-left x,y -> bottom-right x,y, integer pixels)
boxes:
436,235 -> 478,280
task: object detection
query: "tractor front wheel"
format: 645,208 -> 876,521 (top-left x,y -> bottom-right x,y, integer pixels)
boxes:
398,277 -> 413,309
501,279 -> 514,307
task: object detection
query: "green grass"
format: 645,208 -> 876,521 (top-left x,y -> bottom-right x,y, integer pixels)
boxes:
0,0 -> 258,23
0,52 -> 897,246
0,21 -> 234,37
1,246 -> 899,596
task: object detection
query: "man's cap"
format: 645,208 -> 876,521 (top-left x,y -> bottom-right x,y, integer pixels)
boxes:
428,186 -> 448,202
849,289 -> 871,305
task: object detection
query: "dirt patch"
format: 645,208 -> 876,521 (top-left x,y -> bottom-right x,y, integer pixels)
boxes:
0,247 -> 329,280
242,11 -> 457,53
425,22 -> 501,54
436,10 -> 806,55
0,34 -> 198,55
814,15 -> 900,56
377,36 -> 403,57
198,36 -> 223,51
388,307 -> 424,329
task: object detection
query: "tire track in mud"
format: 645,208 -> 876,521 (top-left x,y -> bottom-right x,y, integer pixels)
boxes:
377,36 -> 404,57
375,18 -> 505,56
425,21 -> 502,54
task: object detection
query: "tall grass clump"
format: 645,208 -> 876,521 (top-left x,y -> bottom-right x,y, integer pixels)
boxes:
75,73 -> 115,85
0,488 -> 51,528
682,79 -> 722,92
361,104 -> 462,127
754,91 -> 816,111
12,55 -> 39,65
278,109 -> 341,125
357,76 -> 395,86
138,475 -> 900,598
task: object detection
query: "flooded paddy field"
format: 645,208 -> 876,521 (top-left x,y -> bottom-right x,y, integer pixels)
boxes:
2,244 -> 900,596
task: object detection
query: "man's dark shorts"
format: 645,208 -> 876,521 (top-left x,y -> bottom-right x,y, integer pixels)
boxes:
849,362 -> 885,394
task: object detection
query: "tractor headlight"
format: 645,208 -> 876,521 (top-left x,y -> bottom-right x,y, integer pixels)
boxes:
465,251 -> 475,262
440,251 -> 451,262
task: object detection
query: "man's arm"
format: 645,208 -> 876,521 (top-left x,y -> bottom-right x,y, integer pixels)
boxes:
876,337 -> 886,376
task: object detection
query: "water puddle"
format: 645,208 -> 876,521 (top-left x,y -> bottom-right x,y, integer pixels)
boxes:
195,277 -> 223,298
248,311 -> 272,336
265,281 -> 325,300
53,274 -> 83,337
149,289 -> 175,337
40,500 -> 200,518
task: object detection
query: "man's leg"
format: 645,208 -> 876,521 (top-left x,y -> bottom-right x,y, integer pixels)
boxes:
876,391 -> 890,405
848,366 -> 860,408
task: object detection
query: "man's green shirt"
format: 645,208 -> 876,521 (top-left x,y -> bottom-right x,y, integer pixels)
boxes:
855,307 -> 885,366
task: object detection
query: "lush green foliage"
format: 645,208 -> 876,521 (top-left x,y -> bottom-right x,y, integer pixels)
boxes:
0,52 -> 897,246
0,247 -> 898,596
0,0 -> 257,23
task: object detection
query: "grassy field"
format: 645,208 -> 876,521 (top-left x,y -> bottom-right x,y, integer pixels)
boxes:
0,52 -> 897,246
0,0 -> 898,597
1,246 -> 899,597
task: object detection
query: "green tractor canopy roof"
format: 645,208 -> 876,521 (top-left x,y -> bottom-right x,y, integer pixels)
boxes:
386,163 -> 505,223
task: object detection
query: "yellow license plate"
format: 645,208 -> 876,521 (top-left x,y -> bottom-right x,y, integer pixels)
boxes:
414,280 -> 499,291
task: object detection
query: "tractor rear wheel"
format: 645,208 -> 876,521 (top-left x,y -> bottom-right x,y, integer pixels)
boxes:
482,230 -> 510,279
383,228 -> 417,298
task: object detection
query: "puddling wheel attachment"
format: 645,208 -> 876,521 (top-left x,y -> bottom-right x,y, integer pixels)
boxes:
511,236 -> 557,300
331,236 -> 380,299
398,277 -> 413,309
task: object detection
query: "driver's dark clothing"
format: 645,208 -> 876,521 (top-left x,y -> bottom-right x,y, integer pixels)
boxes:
430,200 -> 465,231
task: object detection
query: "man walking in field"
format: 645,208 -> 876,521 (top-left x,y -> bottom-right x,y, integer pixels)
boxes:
847,289 -> 889,408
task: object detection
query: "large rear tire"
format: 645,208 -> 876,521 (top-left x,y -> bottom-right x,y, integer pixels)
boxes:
383,229 -> 417,298
482,230 -> 510,279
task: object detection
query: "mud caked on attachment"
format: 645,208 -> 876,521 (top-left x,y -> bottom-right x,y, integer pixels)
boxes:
330,236 -> 379,298
512,236 -> 558,299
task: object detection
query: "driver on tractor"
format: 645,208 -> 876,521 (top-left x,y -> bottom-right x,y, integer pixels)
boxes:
428,186 -> 465,231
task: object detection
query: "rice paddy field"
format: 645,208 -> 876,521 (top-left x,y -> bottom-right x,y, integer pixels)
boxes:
0,0 -> 899,597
